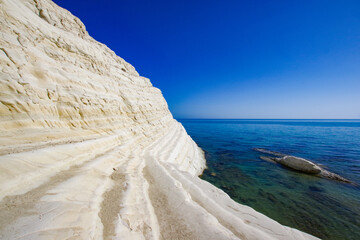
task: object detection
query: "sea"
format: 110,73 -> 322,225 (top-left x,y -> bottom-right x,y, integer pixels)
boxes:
179,119 -> 360,240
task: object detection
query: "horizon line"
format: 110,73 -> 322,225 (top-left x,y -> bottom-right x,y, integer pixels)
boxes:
175,118 -> 360,120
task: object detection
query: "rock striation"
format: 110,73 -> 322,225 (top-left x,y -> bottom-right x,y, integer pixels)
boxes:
0,0 -> 318,239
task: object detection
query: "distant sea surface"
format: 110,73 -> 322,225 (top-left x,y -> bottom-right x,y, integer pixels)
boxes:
179,119 -> 360,240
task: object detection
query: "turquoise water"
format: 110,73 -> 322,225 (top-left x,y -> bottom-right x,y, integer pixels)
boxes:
179,119 -> 360,240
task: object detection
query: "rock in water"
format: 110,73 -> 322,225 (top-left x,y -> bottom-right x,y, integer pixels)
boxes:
320,169 -> 352,184
0,0 -> 319,239
259,155 -> 278,163
253,148 -> 286,157
278,156 -> 322,174
256,149 -> 353,184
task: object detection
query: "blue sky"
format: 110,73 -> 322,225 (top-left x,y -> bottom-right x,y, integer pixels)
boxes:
54,0 -> 360,119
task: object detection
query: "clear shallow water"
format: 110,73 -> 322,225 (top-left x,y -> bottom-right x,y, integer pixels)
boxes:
179,119 -> 360,240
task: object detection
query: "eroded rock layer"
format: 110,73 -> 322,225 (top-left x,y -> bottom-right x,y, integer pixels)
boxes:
0,0 -> 318,239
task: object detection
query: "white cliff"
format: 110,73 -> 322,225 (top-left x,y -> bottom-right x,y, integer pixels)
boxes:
0,0 -> 318,239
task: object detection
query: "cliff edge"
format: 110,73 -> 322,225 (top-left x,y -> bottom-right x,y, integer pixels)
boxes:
0,0 -> 318,239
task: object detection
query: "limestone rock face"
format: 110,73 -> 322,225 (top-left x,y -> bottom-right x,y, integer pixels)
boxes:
0,0 -> 318,239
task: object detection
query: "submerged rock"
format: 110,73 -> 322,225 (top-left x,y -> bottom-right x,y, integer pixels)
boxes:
253,148 -> 286,157
259,155 -> 277,163
255,149 -> 353,184
319,169 -> 352,183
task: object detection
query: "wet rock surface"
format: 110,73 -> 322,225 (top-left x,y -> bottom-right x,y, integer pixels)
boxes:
254,148 -> 353,184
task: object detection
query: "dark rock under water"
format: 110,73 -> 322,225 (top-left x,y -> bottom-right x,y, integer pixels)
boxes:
253,148 -> 286,157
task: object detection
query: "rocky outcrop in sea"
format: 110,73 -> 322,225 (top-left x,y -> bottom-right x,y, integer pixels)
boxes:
254,148 -> 352,184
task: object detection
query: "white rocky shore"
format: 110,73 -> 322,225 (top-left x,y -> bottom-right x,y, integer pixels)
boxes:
0,0 -> 319,239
